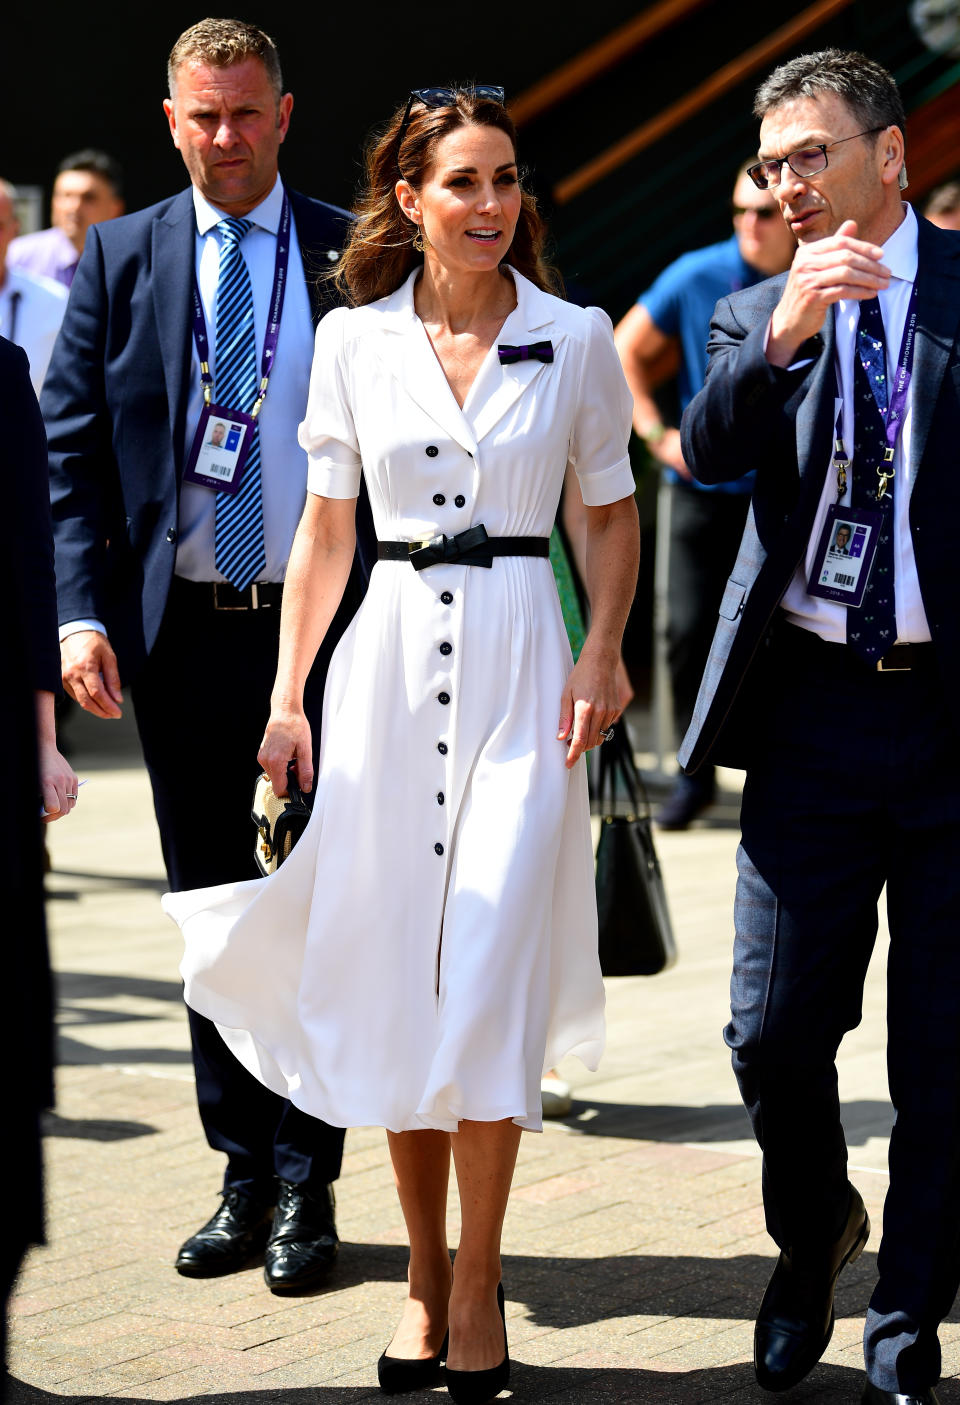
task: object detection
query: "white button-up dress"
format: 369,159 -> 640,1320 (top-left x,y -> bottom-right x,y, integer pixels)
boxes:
166,267 -> 635,1133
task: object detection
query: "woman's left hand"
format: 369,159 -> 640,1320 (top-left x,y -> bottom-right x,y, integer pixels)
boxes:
557,645 -> 622,769
39,738 -> 79,822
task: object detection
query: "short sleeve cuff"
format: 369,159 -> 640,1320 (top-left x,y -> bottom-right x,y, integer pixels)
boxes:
576,455 -> 636,508
306,456 -> 362,499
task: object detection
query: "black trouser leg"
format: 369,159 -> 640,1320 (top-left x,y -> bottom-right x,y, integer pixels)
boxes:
730,627 -> 960,1393
132,579 -> 354,1195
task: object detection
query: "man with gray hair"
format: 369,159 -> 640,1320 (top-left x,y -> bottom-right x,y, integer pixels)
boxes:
43,18 -> 372,1294
0,180 -> 67,392
679,48 -> 960,1405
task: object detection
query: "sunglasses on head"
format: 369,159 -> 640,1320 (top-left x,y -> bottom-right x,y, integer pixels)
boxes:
397,85 -> 506,164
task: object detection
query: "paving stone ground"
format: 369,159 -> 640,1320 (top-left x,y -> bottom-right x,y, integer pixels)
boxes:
6,706 -> 959,1403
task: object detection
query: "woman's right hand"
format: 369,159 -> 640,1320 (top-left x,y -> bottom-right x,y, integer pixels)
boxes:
258,706 -> 314,796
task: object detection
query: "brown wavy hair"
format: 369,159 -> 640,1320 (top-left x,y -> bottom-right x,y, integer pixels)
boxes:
335,89 -> 561,306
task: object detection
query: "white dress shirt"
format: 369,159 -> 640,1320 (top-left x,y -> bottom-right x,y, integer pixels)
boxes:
781,203 -> 930,644
176,175 -> 317,582
0,267 -> 67,393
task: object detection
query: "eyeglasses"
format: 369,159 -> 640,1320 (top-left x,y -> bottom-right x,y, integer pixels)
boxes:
732,204 -> 778,220
746,127 -> 887,190
397,85 -> 506,163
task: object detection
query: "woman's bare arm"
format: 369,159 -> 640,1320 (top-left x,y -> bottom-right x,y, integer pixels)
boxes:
258,494 -> 357,794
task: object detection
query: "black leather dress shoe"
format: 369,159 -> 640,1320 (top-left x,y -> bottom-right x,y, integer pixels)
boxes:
861,1383 -> 940,1404
754,1184 -> 870,1392
264,1180 -> 339,1294
175,1188 -> 273,1277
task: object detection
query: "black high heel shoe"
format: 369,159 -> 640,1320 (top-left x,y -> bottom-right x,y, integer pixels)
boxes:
444,1282 -> 509,1404
377,1330 -> 448,1395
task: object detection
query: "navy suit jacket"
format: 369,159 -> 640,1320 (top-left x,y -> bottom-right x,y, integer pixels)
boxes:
42,184 -> 372,685
678,215 -> 960,774
5,338 -> 60,695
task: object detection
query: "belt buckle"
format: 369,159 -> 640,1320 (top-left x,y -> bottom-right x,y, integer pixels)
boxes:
212,582 -> 253,611
409,535 -> 445,571
876,648 -> 909,672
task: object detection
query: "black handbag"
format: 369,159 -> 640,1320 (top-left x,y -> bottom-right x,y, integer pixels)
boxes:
594,722 -> 677,976
251,761 -> 313,876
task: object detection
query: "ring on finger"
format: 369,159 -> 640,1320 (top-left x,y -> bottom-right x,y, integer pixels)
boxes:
599,727 -> 615,743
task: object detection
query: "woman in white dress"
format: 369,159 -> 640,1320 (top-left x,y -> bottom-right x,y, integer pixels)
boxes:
165,86 -> 639,1401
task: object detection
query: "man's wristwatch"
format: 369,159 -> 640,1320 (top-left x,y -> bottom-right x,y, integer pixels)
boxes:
641,422 -> 667,447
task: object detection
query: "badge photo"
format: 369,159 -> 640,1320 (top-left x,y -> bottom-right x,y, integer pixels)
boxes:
183,403 -> 255,494
807,503 -> 883,609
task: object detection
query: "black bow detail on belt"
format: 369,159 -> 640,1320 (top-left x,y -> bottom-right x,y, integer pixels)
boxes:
409,524 -> 493,571
497,340 -> 554,365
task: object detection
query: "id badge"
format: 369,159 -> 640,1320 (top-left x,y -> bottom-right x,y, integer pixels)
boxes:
183,403 -> 255,494
807,503 -> 883,608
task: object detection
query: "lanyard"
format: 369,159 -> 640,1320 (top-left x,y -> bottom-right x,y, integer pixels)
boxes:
190,192 -> 291,418
833,282 -> 919,503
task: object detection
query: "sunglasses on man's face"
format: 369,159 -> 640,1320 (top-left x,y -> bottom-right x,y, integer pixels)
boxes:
397,85 -> 506,161
732,204 -> 779,220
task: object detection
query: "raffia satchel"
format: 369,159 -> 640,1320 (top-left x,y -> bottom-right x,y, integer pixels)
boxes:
251,763 -> 313,876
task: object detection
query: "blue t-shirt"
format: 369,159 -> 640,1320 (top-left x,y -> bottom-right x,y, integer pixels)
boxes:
640,233 -> 764,494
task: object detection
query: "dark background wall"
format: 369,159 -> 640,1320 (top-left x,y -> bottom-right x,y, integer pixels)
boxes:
7,1 -> 643,254
10,1 -> 960,324
9,0 -> 959,683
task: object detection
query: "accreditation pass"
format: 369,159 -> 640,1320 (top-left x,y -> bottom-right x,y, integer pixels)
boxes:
807,502 -> 884,609
182,403 -> 256,494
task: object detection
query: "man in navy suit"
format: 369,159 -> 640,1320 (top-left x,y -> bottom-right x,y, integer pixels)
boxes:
43,18 -> 371,1293
680,50 -> 960,1405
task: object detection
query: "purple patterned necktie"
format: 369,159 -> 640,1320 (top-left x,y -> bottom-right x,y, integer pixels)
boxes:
846,297 -> 896,663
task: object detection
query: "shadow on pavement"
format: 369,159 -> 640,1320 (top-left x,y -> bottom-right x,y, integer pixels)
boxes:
41,1111 -> 157,1142
265,1245 -> 960,1337
56,973 -> 183,1002
48,870 -> 168,894
506,1248 -> 880,1328
560,1098 -> 894,1150
7,1360 -> 959,1403
54,1035 -> 192,1067
50,970 -> 190,1070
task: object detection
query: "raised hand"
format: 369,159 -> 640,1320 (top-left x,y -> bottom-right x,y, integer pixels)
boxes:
767,220 -> 890,366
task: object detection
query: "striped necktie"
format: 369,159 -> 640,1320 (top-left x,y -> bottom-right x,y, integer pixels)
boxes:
213,217 -> 266,590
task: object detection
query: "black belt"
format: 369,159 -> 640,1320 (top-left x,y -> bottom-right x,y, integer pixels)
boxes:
171,577 -> 283,611
780,622 -> 934,673
874,642 -> 934,672
377,524 -> 550,572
